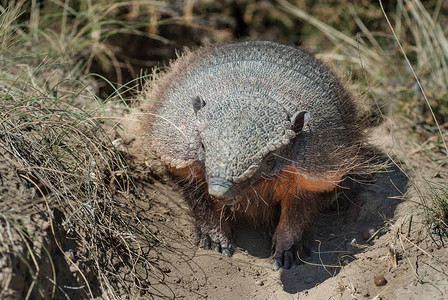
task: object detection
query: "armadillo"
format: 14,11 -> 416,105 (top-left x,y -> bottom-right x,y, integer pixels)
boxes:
137,41 -> 366,270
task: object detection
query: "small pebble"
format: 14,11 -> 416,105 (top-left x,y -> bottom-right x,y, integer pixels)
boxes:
374,276 -> 387,286
255,280 -> 264,286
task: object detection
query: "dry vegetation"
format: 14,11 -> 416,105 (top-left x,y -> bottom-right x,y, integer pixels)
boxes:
0,0 -> 447,299
0,2 -> 160,298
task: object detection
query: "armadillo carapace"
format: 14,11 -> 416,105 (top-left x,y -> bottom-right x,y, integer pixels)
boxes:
138,41 -> 366,270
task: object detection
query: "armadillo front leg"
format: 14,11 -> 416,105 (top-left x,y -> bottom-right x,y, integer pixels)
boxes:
181,181 -> 233,257
272,190 -> 334,270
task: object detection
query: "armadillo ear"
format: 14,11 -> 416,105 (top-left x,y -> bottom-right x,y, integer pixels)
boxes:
291,110 -> 310,133
192,96 -> 206,115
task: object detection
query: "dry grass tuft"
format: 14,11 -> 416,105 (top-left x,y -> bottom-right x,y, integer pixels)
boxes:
0,2 -> 165,298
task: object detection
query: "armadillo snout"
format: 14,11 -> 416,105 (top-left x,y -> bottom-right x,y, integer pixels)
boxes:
208,178 -> 238,204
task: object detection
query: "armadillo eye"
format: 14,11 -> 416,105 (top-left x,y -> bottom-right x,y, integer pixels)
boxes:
266,154 -> 275,165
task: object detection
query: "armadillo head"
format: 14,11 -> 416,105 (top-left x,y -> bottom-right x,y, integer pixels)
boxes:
193,95 -> 310,205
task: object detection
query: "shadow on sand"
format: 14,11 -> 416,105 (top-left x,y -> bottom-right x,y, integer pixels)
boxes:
232,160 -> 408,294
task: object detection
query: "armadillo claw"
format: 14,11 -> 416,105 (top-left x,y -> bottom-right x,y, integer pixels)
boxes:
221,247 -> 231,257
202,236 -> 212,250
272,260 -> 281,272
272,228 -> 313,270
194,231 -> 202,246
273,248 -> 295,271
211,242 -> 221,252
272,238 -> 313,271
194,226 -> 233,257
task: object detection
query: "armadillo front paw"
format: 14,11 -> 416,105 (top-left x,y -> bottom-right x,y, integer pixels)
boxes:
194,225 -> 233,257
272,230 -> 311,271
273,248 -> 295,271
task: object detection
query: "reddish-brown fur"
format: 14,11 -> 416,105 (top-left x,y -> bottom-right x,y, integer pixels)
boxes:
171,164 -> 340,230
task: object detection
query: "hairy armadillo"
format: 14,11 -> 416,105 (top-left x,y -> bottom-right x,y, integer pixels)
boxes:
137,41 -> 366,270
